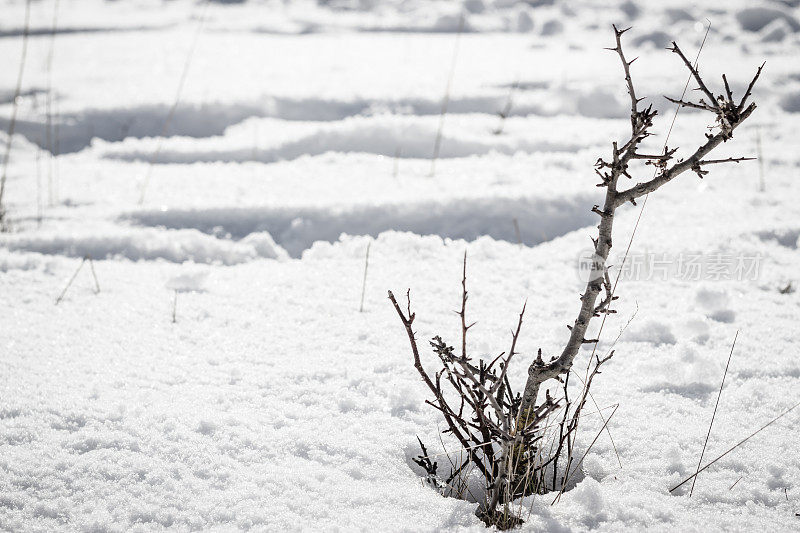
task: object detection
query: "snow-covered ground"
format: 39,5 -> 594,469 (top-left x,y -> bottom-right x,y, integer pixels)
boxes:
1,0 -> 799,531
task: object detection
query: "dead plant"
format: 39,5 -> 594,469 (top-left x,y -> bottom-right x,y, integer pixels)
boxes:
390,26 -> 762,528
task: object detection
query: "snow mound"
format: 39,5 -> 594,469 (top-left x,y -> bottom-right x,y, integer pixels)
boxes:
624,320 -> 677,345
760,18 -> 794,42
695,287 -> 736,323
574,87 -> 626,119
736,7 -> 800,33
3,102 -> 265,154
632,30 -> 672,49
1,228 -> 287,265
165,269 -> 209,292
107,119 -> 584,164
779,91 -> 800,113
0,250 -> 51,272
124,194 -> 597,257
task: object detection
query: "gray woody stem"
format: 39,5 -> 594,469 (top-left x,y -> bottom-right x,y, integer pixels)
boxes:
518,26 -> 760,423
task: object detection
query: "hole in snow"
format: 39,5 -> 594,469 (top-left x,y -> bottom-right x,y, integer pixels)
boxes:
404,438 -> 585,505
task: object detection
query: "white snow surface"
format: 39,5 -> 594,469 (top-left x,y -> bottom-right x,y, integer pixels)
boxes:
1,0 -> 800,531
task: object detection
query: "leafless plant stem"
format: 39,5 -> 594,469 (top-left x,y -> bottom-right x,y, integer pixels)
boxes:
45,0 -> 61,207
756,127 -> 765,192
87,255 -> 101,293
0,0 -> 32,230
390,25 -> 762,524
670,400 -> 800,493
139,0 -> 210,205
55,254 -> 100,305
518,25 -> 760,423
359,242 -> 371,312
578,22 -> 710,395
35,143 -> 42,227
690,330 -> 738,496
393,146 -> 401,180
551,403 -> 619,504
429,13 -> 464,178
494,78 -> 518,135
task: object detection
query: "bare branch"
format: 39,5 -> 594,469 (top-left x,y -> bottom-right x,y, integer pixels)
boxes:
631,147 -> 677,162
738,62 -> 765,114
492,301 -> 526,397
698,157 -> 756,165
664,95 -> 716,112
458,251 -> 470,359
609,24 -> 639,133
388,290 -> 493,481
669,41 -> 719,112
612,103 -> 757,207
722,74 -> 734,103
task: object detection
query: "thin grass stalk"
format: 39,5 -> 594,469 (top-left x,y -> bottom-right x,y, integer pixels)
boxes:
429,13 -> 464,178
756,127 -> 765,192
55,257 -> 86,305
513,218 -> 522,247
493,78 -> 518,135
0,0 -> 33,229
552,404 -> 619,504
139,0 -> 211,204
689,330 -> 738,496
35,142 -> 42,227
87,254 -> 101,293
670,400 -> 800,493
359,242 -> 370,312
45,0 -> 60,206
392,146 -> 401,180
